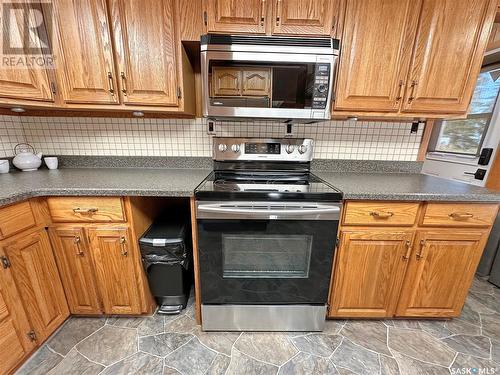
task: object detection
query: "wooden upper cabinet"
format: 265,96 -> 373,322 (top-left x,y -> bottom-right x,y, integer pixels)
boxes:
212,67 -> 242,96
330,230 -> 413,318
396,230 -> 488,317
49,227 -> 102,315
4,229 -> 69,343
52,0 -> 119,105
88,227 -> 142,314
242,68 -> 271,96
402,0 -> 497,114
334,0 -> 418,112
272,0 -> 335,36
0,255 -> 36,375
0,0 -> 55,102
109,0 -> 179,106
205,0 -> 268,34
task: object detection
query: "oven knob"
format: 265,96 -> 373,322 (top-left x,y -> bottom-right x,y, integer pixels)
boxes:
231,144 -> 240,153
285,144 -> 295,154
298,144 -> 308,154
317,84 -> 327,93
218,143 -> 227,152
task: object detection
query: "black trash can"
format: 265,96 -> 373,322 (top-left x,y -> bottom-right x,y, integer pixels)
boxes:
139,218 -> 193,315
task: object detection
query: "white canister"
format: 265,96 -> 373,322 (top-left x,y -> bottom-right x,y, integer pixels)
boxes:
44,157 -> 59,170
0,160 -> 9,174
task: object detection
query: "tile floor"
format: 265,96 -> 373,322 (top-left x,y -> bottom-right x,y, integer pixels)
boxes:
16,277 -> 500,375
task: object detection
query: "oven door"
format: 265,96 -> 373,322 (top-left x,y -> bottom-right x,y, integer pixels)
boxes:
196,201 -> 340,305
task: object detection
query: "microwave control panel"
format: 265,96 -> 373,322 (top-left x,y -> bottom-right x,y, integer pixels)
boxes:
312,63 -> 331,109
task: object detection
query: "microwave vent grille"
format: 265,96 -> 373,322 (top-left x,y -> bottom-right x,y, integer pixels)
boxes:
202,34 -> 337,49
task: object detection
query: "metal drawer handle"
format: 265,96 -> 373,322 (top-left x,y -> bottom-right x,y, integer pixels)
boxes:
74,236 -> 84,256
120,71 -> 127,95
370,211 -> 394,219
73,207 -> 99,214
449,212 -> 474,220
120,236 -> 128,257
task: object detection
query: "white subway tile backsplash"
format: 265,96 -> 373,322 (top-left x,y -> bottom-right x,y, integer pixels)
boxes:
0,115 -> 422,161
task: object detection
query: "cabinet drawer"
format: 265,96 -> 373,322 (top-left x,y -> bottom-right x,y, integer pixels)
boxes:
343,202 -> 420,226
0,201 -> 37,240
421,203 -> 498,227
47,197 -> 125,223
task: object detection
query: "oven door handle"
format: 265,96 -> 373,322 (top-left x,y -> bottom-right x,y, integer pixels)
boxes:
196,202 -> 341,220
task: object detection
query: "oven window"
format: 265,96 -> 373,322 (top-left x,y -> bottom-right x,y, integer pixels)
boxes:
222,234 -> 313,278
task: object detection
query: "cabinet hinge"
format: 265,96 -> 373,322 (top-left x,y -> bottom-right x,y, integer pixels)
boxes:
203,11 -> 208,26
27,330 -> 37,342
177,86 -> 182,99
335,237 -> 340,248
0,255 -> 11,269
50,81 -> 57,95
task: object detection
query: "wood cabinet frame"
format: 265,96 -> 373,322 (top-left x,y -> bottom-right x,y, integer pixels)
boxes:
328,200 -> 499,319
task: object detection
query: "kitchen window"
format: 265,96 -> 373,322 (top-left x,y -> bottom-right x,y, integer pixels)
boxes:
428,65 -> 500,156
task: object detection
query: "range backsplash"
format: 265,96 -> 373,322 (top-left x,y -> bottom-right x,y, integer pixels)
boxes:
0,115 -> 423,161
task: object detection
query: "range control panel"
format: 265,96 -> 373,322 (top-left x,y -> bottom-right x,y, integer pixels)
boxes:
213,138 -> 314,162
312,63 -> 331,109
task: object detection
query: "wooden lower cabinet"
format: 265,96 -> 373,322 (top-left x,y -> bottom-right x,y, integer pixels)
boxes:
329,230 -> 413,318
395,230 -> 489,318
88,227 -> 143,314
49,227 -> 102,314
0,253 -> 37,375
3,228 -> 69,343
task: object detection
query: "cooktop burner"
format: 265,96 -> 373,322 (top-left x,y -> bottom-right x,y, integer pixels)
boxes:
194,137 -> 343,201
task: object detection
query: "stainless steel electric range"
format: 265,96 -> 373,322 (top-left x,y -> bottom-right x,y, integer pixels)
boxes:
195,137 -> 342,331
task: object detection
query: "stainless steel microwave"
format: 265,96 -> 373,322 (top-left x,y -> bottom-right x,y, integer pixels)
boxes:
201,34 -> 339,122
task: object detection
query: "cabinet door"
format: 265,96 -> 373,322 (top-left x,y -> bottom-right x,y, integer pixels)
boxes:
89,227 -> 142,314
4,229 -> 69,343
330,230 -> 413,318
334,0 -> 418,112
242,68 -> 271,96
272,0 -> 334,36
109,0 -> 179,106
212,67 -> 242,96
0,0 -> 54,102
402,0 -> 496,114
49,227 -> 102,315
52,0 -> 119,104
206,0 -> 268,34
0,254 -> 36,375
396,230 -> 488,317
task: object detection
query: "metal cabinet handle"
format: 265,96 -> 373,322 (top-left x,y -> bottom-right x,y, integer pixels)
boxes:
408,80 -> 417,103
74,236 -> 84,256
449,212 -> 474,220
276,0 -> 282,26
120,72 -> 127,95
107,72 -> 115,95
402,240 -> 412,260
120,236 -> 128,256
1,255 -> 11,269
369,211 -> 394,219
416,239 -> 426,260
73,207 -> 98,214
395,80 -> 404,103
260,0 -> 266,26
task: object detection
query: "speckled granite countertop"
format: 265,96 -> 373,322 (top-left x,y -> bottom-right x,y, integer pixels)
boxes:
0,167 -> 498,207
315,172 -> 500,202
0,168 -> 211,206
